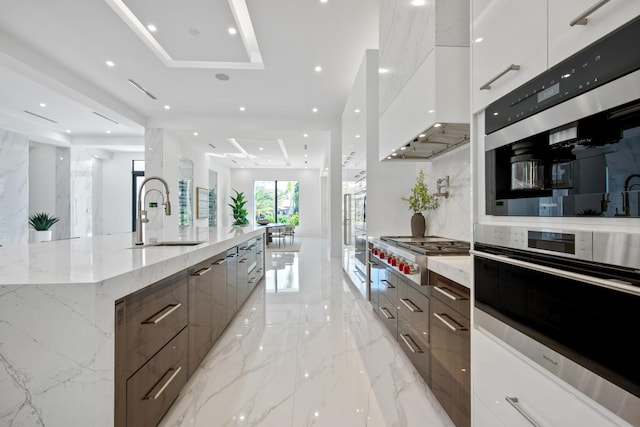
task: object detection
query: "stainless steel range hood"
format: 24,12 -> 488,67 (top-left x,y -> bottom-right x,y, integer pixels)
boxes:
387,122 -> 470,160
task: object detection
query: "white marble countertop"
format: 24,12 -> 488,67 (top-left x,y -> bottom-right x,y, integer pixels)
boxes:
0,225 -> 265,286
426,256 -> 472,289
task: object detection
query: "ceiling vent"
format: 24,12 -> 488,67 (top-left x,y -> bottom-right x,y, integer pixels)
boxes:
127,78 -> 157,100
92,111 -> 119,124
23,110 -> 58,123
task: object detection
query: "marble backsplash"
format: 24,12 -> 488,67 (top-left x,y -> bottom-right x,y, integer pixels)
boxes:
418,145 -> 471,242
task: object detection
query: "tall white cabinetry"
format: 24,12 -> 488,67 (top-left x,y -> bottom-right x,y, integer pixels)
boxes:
379,0 -> 469,159
471,0 -> 547,113
548,0 -> 640,67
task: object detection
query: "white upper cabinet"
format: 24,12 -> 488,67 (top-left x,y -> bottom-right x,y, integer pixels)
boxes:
471,0 -> 547,113
548,0 -> 640,67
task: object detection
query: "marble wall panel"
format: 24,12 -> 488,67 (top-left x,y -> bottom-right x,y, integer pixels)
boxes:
419,145 -> 472,241
0,129 -> 29,245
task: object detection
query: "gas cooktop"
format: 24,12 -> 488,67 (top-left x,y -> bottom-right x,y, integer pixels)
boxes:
380,235 -> 470,256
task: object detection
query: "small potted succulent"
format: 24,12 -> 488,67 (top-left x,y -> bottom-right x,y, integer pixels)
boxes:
28,212 -> 60,242
401,170 -> 439,237
229,190 -> 249,226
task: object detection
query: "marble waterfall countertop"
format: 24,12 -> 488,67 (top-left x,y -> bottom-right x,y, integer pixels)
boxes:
0,226 -> 265,427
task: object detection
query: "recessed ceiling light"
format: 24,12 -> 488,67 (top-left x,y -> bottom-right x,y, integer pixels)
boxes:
59,157 -> 64,160
93,155 -> 99,159
315,65 -> 322,72
387,156 -> 392,159
400,146 -> 407,150
228,27 -> 237,35
320,0 -> 328,3
303,133 -> 309,138
493,112 -> 499,116
312,108 -> 318,113
419,133 -> 426,138
474,37 -> 484,43
354,109 -> 361,113
106,130 -> 111,134
304,154 -> 308,158
259,147 -> 264,151
164,105 -> 170,110
355,135 -> 361,138
434,123 -> 442,128
193,131 -> 199,136
562,73 -> 572,79
378,68 -> 390,74
428,109 -> 435,113
240,106 -> 246,111
391,152 -> 398,156
411,0 -> 426,5
147,24 -> 157,32
66,129 -> 71,133
105,60 -> 115,67
39,103 -> 46,107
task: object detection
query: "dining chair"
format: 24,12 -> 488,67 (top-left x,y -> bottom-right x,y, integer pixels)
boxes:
270,226 -> 285,247
283,225 -> 295,245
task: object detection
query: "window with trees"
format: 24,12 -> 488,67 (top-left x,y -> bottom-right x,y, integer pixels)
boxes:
254,180 -> 299,225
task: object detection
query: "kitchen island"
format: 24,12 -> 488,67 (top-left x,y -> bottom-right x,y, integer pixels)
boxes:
0,226 -> 265,426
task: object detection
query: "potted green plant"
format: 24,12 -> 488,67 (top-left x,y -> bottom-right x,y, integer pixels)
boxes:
28,212 -> 60,242
401,170 -> 439,237
229,189 -> 249,226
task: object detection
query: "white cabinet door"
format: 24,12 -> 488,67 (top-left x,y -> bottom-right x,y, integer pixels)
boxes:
472,329 -> 632,427
471,0 -> 547,113
548,0 -> 640,67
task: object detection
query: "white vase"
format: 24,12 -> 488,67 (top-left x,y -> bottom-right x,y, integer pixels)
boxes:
33,230 -> 52,242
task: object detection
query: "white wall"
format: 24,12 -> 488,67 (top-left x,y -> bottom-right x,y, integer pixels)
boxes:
28,143 -> 57,217
229,168 -> 322,237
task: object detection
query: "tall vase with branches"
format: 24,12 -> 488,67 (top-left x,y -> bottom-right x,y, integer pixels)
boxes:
401,170 -> 439,237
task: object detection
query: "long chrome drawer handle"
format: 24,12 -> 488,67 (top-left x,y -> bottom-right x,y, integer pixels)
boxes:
433,312 -> 465,332
142,303 -> 182,325
480,64 -> 520,90
213,258 -> 226,265
380,279 -> 395,289
190,267 -> 212,276
400,334 -> 423,354
433,285 -> 465,301
143,366 -> 182,400
570,0 -> 610,26
380,307 -> 394,320
505,396 -> 540,427
400,298 -> 422,313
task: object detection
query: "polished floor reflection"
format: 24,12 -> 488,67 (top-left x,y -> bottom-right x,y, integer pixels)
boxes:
159,238 -> 454,427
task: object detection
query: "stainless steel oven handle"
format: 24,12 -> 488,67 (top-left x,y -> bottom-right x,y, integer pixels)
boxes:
505,396 -> 540,427
471,250 -> 640,297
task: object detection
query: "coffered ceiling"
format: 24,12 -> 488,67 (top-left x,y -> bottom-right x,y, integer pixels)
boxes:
0,0 -> 378,169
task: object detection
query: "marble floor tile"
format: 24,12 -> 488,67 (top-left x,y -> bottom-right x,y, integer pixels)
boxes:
159,238 -> 454,427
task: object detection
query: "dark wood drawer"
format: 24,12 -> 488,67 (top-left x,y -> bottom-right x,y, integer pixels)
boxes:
125,272 -> 188,377
126,328 -> 188,427
430,296 -> 470,427
397,279 -> 430,384
429,271 -> 470,317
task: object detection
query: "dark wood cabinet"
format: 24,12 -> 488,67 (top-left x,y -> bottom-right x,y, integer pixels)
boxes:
188,260 -> 213,376
210,253 -> 227,343
115,233 -> 265,427
377,268 -> 398,339
429,272 -> 470,427
226,247 -> 238,323
397,277 -> 430,385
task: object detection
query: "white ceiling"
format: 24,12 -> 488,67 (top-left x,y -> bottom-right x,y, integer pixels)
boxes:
0,0 -> 378,169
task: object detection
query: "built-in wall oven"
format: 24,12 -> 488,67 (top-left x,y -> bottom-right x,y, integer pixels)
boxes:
484,16 -> 640,217
473,224 -> 640,425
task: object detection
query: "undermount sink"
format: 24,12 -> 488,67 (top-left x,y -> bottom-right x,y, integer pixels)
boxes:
129,241 -> 205,249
